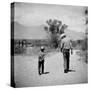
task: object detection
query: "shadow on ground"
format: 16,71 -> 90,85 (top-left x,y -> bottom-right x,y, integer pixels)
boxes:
68,70 -> 76,72
43,72 -> 50,74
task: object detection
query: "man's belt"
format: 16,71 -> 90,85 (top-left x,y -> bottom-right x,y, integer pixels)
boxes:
63,49 -> 70,52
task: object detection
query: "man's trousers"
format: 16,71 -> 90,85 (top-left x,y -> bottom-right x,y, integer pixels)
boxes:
63,49 -> 70,71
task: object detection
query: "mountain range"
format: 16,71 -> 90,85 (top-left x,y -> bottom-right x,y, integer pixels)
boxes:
13,22 -> 85,40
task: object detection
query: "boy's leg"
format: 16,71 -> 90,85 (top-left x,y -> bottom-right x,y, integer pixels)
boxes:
42,60 -> 44,74
38,61 -> 41,75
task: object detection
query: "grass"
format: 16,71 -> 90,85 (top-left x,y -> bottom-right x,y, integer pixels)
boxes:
76,50 -> 88,63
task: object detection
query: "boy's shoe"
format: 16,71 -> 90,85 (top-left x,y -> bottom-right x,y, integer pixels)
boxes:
39,72 -> 42,75
64,70 -> 68,73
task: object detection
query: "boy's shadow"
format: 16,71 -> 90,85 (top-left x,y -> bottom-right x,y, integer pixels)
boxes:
68,70 -> 76,72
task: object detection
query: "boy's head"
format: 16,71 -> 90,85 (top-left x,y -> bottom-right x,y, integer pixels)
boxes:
40,46 -> 45,52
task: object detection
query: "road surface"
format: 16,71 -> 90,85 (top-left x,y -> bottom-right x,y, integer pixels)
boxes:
14,50 -> 88,87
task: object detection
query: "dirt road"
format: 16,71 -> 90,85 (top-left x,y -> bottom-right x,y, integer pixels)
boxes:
14,50 -> 88,87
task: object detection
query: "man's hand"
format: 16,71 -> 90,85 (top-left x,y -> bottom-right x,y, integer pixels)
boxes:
61,47 -> 63,53
61,49 -> 62,53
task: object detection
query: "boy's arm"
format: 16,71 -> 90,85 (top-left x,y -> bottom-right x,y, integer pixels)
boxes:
44,51 -> 47,56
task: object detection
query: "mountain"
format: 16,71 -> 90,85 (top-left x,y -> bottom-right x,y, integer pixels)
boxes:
65,29 -> 85,40
13,22 -> 85,40
14,22 -> 47,39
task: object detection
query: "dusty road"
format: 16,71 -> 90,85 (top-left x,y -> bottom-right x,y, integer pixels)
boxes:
14,50 -> 88,87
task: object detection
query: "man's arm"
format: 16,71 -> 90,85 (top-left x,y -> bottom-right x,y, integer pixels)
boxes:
61,41 -> 64,53
70,40 -> 73,55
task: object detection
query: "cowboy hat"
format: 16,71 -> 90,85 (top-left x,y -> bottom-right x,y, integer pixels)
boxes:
60,33 -> 66,39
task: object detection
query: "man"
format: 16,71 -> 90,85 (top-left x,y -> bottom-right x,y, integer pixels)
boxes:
60,34 -> 73,73
38,46 -> 46,75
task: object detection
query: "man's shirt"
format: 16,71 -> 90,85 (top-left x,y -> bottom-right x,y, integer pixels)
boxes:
61,37 -> 72,50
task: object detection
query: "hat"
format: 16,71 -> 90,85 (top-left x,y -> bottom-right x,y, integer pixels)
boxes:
40,46 -> 45,50
60,33 -> 66,39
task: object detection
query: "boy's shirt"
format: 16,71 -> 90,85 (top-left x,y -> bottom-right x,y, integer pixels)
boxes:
39,51 -> 46,61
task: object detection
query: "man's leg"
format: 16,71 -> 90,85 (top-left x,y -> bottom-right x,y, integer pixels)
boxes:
67,52 -> 70,71
63,52 -> 68,73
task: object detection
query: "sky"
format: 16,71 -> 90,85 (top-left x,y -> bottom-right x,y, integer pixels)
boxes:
14,2 -> 87,33
13,2 -> 88,39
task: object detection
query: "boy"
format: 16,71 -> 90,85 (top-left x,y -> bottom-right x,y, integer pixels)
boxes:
38,46 -> 46,75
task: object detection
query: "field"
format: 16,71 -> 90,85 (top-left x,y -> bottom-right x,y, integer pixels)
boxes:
14,39 -> 88,63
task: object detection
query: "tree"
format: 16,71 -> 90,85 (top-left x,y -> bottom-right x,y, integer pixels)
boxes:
44,19 -> 68,48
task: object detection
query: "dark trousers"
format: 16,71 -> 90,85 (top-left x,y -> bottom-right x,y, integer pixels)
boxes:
63,49 -> 70,71
38,60 -> 44,75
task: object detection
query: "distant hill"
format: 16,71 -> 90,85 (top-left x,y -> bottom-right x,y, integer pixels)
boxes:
14,22 -> 47,39
13,22 -> 85,40
65,29 -> 85,40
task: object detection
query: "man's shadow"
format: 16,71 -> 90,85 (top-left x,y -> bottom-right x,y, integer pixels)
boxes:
43,72 -> 50,74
